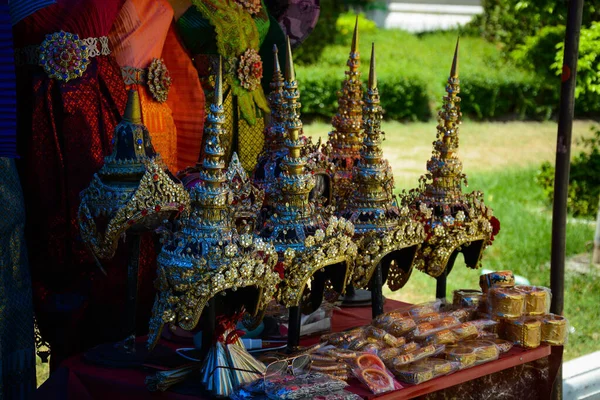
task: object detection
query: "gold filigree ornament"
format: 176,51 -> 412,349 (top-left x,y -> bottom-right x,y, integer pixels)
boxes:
78,89 -> 190,260
326,18 -> 364,209
147,57 -> 280,349
402,39 -> 500,278
258,38 -> 357,310
339,43 -> 425,291
147,58 -> 172,103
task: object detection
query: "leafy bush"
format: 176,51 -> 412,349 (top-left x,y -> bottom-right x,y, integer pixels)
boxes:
334,12 -> 378,45
295,29 -> 546,121
537,125 -> 600,217
553,22 -> 600,115
470,0 -> 599,52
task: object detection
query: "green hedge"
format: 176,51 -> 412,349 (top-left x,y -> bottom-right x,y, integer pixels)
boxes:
293,25 -> 549,121
296,67 -> 431,121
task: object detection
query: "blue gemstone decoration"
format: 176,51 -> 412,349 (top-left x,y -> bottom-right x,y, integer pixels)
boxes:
81,46 -> 87,51
60,32 -> 65,37
73,34 -> 79,40
62,73 -> 68,79
136,138 -> 143,145
41,60 -> 46,65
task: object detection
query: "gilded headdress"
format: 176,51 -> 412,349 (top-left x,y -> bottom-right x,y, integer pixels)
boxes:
339,44 -> 425,290
147,58 -> 280,349
403,40 -> 500,278
259,37 -> 357,310
78,90 -> 190,260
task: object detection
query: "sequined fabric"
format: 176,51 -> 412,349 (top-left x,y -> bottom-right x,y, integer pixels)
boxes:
0,159 -> 36,400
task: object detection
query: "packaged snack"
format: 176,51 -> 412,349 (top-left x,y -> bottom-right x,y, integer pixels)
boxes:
445,346 -> 477,369
451,322 -> 480,341
392,344 -> 443,367
423,329 -> 457,346
350,353 -> 401,395
489,287 -> 525,319
489,338 -> 513,353
373,312 -> 416,337
453,289 -> 483,308
366,326 -> 405,347
394,364 -> 434,385
504,317 -> 541,349
539,314 -> 568,345
514,286 -> 551,316
412,316 -> 461,339
460,340 -> 500,364
415,358 -> 459,378
408,300 -> 443,319
480,270 -> 515,293
322,348 -> 361,360
469,319 -> 499,333
476,331 -> 499,340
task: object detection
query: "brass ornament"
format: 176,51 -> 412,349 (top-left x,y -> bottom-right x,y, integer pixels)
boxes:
338,43 -> 425,291
258,37 -> 357,309
147,58 -> 280,348
147,58 -> 172,103
403,39 -> 499,278
78,89 -> 190,260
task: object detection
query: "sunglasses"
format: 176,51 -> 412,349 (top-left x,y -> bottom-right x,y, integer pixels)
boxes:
208,354 -> 313,390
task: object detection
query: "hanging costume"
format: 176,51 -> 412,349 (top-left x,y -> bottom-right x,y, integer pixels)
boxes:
173,0 -> 286,171
13,0 -> 132,368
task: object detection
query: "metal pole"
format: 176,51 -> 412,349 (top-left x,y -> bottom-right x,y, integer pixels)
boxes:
287,306 -> 302,353
371,263 -> 384,318
551,0 -> 584,398
123,234 -> 141,353
436,269 -> 447,301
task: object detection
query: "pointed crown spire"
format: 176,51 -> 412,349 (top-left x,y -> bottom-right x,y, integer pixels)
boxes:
423,38 -> 464,201
282,36 -> 306,177
360,42 -> 383,167
328,15 -> 363,164
200,56 -> 227,189
263,44 -> 286,152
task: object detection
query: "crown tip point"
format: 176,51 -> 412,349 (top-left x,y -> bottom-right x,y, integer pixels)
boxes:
285,36 -> 295,81
368,43 -> 377,89
450,38 -> 459,77
123,89 -> 142,124
351,15 -> 359,53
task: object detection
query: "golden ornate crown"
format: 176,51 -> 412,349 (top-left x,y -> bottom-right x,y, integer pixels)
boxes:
258,38 -> 357,310
402,40 -> 500,278
147,58 -> 280,349
327,18 -> 364,209
78,90 -> 190,260
338,44 -> 426,290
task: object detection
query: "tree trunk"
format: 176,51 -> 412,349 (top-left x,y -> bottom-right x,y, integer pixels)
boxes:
593,196 -> 600,264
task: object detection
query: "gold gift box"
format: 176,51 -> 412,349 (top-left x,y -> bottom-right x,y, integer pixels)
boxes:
504,317 -> 541,349
514,285 -> 550,316
540,314 -> 568,346
480,270 -> 515,293
453,289 -> 483,308
489,287 -> 525,319
445,347 -> 477,369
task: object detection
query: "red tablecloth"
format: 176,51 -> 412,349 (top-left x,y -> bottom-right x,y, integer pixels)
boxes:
36,300 -> 561,400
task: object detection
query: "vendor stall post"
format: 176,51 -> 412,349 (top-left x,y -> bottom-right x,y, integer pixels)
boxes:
551,0 -> 584,398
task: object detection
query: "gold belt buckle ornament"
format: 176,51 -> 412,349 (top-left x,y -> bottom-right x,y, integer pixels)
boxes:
39,31 -> 90,82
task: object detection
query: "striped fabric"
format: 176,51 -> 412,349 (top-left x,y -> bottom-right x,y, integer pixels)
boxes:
8,0 -> 56,25
0,3 -> 16,158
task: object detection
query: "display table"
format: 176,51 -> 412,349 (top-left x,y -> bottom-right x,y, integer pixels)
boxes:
35,300 -> 562,400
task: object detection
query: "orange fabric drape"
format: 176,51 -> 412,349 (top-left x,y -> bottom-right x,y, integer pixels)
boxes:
163,24 -> 205,172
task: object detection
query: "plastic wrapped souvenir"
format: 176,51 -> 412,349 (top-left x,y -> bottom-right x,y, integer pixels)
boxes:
488,287 -> 525,319
514,285 -> 551,316
539,314 -> 568,345
503,317 -> 542,349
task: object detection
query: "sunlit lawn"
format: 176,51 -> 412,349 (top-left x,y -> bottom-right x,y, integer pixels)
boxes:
306,119 -> 599,361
